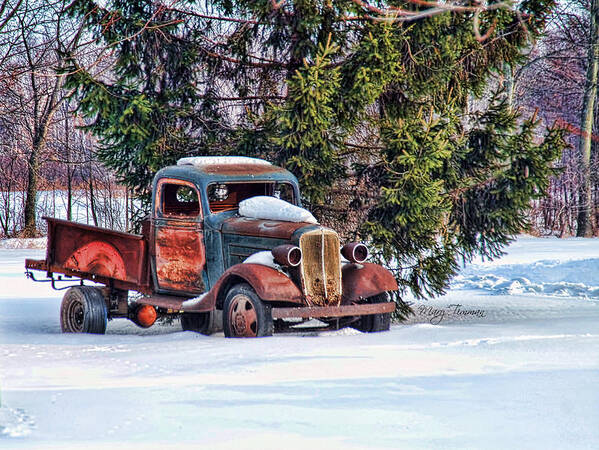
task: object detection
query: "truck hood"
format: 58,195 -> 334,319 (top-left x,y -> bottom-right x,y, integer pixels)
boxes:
221,215 -> 319,242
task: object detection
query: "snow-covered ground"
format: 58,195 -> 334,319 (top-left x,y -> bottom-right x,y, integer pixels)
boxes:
1,236 -> 598,449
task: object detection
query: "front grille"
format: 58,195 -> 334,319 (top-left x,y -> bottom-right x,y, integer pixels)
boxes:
299,228 -> 342,306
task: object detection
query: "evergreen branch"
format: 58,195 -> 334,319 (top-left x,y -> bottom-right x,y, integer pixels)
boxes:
199,47 -> 286,69
344,142 -> 385,150
198,34 -> 283,66
208,95 -> 286,101
166,8 -> 260,25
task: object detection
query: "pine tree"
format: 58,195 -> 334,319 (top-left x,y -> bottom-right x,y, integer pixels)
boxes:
63,0 -> 225,217
65,1 -> 567,313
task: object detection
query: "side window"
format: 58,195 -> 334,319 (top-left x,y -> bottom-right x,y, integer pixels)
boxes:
162,183 -> 200,217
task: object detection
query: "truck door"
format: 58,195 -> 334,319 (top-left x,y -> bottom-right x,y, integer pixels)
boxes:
152,178 -> 206,295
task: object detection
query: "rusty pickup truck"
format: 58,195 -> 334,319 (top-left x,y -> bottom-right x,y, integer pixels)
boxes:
25,156 -> 397,337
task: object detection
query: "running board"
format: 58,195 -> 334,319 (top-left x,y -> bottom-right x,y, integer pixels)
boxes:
136,295 -> 189,312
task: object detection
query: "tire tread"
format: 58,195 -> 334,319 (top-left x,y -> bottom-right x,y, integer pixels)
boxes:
60,286 -> 107,334
351,293 -> 391,333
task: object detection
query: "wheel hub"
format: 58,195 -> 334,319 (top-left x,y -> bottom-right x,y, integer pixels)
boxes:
233,313 -> 247,334
228,294 -> 257,337
68,300 -> 84,332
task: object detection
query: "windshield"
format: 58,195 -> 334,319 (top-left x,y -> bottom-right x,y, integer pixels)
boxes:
207,182 -> 296,213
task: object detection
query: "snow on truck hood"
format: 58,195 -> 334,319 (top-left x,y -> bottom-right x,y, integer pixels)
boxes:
243,251 -> 281,270
238,196 -> 318,224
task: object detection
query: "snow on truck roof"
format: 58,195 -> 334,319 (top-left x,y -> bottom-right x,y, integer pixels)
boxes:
165,155 -> 296,185
177,156 -> 272,167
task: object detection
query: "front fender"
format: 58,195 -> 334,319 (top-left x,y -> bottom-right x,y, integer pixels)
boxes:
341,263 -> 398,303
186,263 -> 304,312
222,264 -> 304,303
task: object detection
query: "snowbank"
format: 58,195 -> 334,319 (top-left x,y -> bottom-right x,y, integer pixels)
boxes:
177,156 -> 272,167
238,196 -> 317,224
454,254 -> 599,299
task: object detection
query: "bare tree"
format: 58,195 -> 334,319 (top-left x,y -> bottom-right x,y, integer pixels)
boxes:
576,0 -> 599,236
514,0 -> 599,236
0,0 -> 84,236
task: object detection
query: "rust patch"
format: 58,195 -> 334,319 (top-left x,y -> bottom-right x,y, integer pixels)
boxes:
222,216 -> 309,240
136,294 -> 189,310
201,164 -> 286,176
228,263 -> 304,303
154,223 -> 205,293
156,262 -> 204,289
64,241 -> 127,279
25,258 -> 47,271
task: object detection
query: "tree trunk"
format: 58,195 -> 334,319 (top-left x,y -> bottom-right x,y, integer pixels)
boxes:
23,136 -> 43,237
88,162 -> 98,226
65,116 -> 72,222
577,0 -> 599,237
503,62 -> 515,108
125,187 -> 129,230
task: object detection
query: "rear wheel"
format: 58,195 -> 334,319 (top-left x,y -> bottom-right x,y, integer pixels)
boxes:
60,286 -> 108,334
223,284 -> 273,338
351,293 -> 391,333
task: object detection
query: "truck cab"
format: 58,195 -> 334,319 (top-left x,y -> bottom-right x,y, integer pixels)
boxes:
150,157 -> 301,296
26,156 -> 398,337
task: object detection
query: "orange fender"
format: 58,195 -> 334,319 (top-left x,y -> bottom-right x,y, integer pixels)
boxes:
341,263 -> 398,303
64,241 -> 127,280
185,263 -> 304,313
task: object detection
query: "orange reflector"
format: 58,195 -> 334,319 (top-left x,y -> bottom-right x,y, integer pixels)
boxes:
136,304 -> 157,328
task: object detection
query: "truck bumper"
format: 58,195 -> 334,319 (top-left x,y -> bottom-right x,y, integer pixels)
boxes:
25,258 -> 47,271
271,302 -> 395,319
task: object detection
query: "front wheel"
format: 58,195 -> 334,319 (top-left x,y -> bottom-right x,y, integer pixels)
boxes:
223,284 -> 273,338
60,286 -> 108,334
350,293 -> 391,333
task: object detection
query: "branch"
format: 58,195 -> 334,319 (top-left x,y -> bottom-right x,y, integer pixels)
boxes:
351,0 -> 517,41
0,0 -> 23,32
166,7 -> 259,25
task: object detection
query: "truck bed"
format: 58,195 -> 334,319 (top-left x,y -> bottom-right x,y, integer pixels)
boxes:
25,217 -> 150,292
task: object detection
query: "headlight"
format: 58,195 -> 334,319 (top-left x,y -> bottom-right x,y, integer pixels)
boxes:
341,243 -> 369,264
272,245 -> 302,267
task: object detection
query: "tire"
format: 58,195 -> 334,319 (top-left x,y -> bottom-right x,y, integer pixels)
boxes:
223,284 -> 273,338
181,310 -> 222,335
60,286 -> 108,334
351,293 -> 391,333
